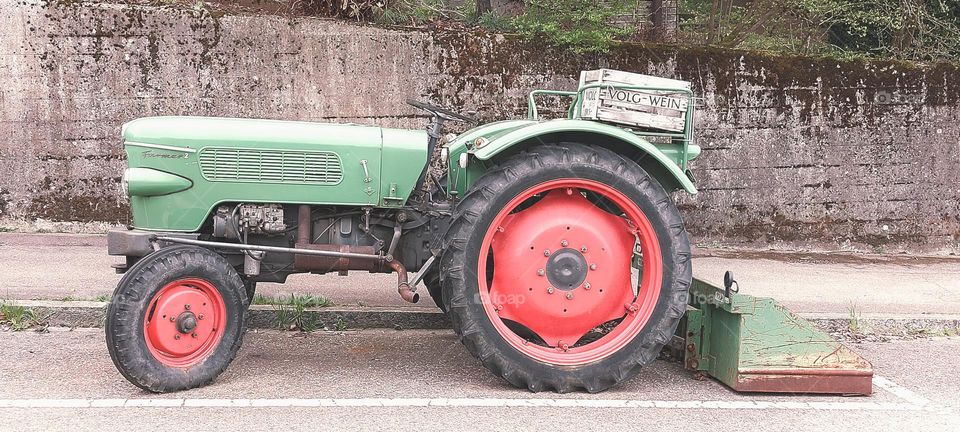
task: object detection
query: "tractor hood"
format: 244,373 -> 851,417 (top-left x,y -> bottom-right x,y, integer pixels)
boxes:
122,116 -> 389,151
121,116 -> 428,232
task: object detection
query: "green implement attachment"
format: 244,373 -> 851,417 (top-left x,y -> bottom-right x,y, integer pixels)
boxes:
678,273 -> 873,395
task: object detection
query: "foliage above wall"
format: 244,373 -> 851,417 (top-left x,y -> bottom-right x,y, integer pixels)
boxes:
101,0 -> 960,61
679,0 -> 960,62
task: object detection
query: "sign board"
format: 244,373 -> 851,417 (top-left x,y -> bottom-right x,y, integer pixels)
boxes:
578,69 -> 691,133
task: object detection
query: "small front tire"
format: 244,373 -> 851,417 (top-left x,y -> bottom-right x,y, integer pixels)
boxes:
105,245 -> 247,393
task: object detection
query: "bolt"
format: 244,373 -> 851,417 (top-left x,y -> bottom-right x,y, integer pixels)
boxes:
174,334 -> 181,340
590,263 -> 597,271
169,316 -> 176,322
184,304 -> 191,310
198,314 -> 204,320
687,343 -> 696,353
543,249 -> 550,257
547,287 -> 555,294
581,246 -> 587,252
561,239 -> 568,247
558,341 -> 570,351
192,332 -> 198,338
626,303 -> 638,314
565,292 -> 573,300
537,268 -> 545,276
584,282 -> 591,290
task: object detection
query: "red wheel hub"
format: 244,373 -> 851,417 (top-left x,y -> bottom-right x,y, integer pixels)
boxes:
143,278 -> 227,368
479,179 -> 662,365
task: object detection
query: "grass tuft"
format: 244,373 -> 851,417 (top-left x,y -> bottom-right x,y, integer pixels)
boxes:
252,293 -> 333,308
0,303 -> 46,331
847,302 -> 864,334
253,294 -> 333,332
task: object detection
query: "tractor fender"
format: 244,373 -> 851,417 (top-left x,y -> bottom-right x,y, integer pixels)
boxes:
469,119 -> 698,195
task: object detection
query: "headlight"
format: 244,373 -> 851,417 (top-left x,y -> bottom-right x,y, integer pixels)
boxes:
458,153 -> 469,169
124,168 -> 192,197
439,147 -> 449,167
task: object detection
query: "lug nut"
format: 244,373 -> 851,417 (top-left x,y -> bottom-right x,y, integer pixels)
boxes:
174,334 -> 181,340
561,240 -> 568,247
537,268 -> 545,276
184,304 -> 191,310
581,246 -> 587,252
584,282 -> 591,290
547,287 -> 555,294
543,249 -> 550,257
590,263 -> 597,271
198,314 -> 204,320
192,332 -> 198,338
565,292 -> 573,300
169,316 -> 176,322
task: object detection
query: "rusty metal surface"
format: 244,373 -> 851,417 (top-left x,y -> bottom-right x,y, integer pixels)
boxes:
736,370 -> 873,395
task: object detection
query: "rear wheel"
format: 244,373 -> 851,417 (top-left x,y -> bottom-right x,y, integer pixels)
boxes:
423,269 -> 445,311
441,143 -> 691,393
106,245 -> 247,392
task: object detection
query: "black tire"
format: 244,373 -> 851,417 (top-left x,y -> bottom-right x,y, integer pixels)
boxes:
243,278 -> 257,307
422,269 -> 445,311
440,143 -> 691,393
105,245 -> 248,393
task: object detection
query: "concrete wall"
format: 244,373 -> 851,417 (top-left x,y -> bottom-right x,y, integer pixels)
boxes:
1,1 -> 958,253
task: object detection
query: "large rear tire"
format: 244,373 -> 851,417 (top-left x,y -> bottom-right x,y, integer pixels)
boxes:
440,143 -> 691,393
423,269 -> 445,311
105,245 -> 247,393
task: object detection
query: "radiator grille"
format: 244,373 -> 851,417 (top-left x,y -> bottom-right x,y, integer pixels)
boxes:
198,147 -> 343,185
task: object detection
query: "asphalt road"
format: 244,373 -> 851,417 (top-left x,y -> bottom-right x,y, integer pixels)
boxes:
0,328 -> 957,431
3,233 -> 960,315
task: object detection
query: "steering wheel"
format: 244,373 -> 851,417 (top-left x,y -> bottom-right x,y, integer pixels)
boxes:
407,99 -> 478,123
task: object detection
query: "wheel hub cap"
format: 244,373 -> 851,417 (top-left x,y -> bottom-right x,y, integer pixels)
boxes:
489,189 -> 638,347
546,248 -> 587,291
175,312 -> 198,334
143,278 -> 226,368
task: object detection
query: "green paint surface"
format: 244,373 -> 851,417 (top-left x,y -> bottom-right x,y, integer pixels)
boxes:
684,278 -> 872,393
123,117 -> 426,231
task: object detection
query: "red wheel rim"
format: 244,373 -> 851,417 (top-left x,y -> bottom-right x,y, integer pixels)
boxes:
143,278 -> 227,368
478,179 -> 662,365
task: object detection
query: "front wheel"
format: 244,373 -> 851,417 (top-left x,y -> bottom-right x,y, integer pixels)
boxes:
440,143 -> 691,393
105,245 -> 247,392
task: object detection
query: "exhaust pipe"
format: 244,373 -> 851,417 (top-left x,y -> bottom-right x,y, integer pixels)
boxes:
389,260 -> 419,303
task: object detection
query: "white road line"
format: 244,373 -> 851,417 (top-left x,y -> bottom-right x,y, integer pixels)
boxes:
0,398 -> 932,411
873,375 -> 931,406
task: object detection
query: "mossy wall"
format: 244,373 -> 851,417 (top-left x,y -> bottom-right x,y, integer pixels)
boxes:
1,1 -> 957,252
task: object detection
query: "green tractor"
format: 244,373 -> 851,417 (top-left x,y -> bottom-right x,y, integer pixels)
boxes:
106,70 -> 703,393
